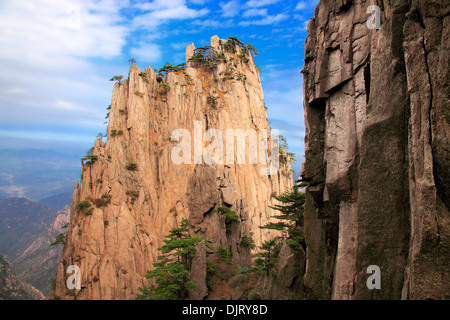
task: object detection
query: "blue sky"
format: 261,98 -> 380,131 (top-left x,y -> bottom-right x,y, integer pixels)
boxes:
0,0 -> 319,173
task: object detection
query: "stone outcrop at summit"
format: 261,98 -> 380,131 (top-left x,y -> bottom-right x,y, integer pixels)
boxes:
53,35 -> 292,300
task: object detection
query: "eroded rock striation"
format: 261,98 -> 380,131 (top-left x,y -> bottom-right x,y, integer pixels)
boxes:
302,0 -> 449,299
53,36 -> 292,300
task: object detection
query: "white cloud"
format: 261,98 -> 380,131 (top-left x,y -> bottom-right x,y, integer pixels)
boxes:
219,0 -> 241,17
130,43 -> 162,63
171,41 -> 193,50
0,0 -> 130,141
244,0 -> 281,8
133,0 -> 209,28
242,8 -> 268,17
238,13 -> 288,26
301,20 -> 309,30
189,0 -> 209,4
0,0 -> 129,59
262,65 -> 305,162
294,1 -> 307,10
191,19 -> 234,30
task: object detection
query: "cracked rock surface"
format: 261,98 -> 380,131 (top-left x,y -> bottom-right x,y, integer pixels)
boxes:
302,0 -> 449,299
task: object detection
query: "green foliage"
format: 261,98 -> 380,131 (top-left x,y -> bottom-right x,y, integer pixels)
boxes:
75,200 -> 91,212
246,43 -> 259,56
216,246 -> 232,265
304,54 -> 315,62
127,190 -> 139,198
223,37 -> 257,63
216,206 -> 240,235
300,68 -> 309,75
138,72 -> 149,83
236,72 -> 247,81
126,162 -> 137,171
81,154 -> 98,165
237,266 -> 252,274
206,261 -> 215,273
159,82 -> 170,91
137,260 -> 196,300
126,190 -> 139,204
188,46 -> 226,68
206,95 -> 218,108
263,182 -> 306,251
253,239 -> 280,276
238,52 -> 249,63
240,232 -> 256,249
136,219 -> 203,300
109,75 -> 124,83
156,62 -> 187,81
50,233 -> 65,246
83,207 -> 94,216
110,129 -> 117,137
128,58 -> 136,65
224,36 -> 245,53
277,135 -> 296,165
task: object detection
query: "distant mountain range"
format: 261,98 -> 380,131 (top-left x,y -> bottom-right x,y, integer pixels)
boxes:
38,192 -> 73,211
0,148 -> 81,201
0,197 -> 70,298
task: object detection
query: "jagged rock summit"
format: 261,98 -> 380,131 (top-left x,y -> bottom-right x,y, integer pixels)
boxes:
53,35 -> 292,300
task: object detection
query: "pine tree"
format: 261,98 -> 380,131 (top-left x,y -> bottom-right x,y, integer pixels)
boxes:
50,233 -> 65,246
136,219 -> 203,300
109,75 -> 124,83
215,206 -> 240,235
253,239 -> 280,276
262,179 -> 307,251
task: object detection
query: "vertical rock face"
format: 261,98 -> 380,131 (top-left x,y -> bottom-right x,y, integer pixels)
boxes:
302,0 -> 449,299
53,36 -> 292,300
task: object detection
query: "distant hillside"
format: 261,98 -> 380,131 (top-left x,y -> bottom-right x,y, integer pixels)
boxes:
0,255 -> 44,300
0,148 -> 81,201
0,197 -> 69,297
0,198 -> 57,259
38,192 -> 72,211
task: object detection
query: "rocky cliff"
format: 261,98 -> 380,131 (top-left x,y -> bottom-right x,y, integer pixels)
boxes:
0,198 -> 69,297
53,35 -> 292,300
0,255 -> 45,300
13,206 -> 69,297
301,0 -> 449,299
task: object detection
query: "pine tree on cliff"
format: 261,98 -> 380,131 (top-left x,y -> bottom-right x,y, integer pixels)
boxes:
136,219 -> 203,300
253,239 -> 280,276
262,179 -> 307,251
